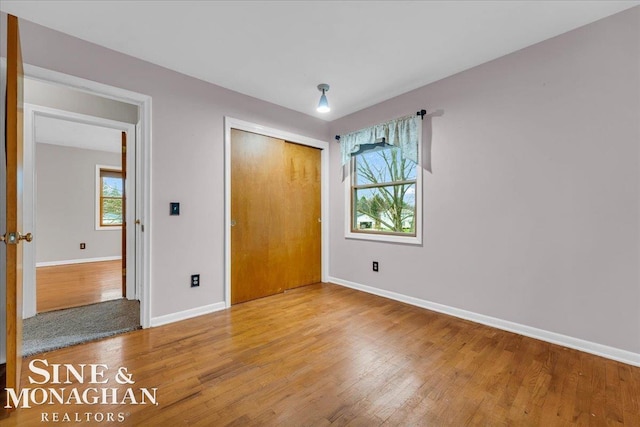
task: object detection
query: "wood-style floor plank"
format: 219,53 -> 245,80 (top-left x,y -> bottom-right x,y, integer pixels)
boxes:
4,283 -> 639,426
36,260 -> 122,312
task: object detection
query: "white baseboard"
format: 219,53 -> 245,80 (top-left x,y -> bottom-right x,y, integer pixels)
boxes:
329,276 -> 640,367
150,302 -> 226,327
36,256 -> 122,267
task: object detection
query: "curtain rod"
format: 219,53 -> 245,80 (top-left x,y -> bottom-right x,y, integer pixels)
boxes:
334,109 -> 426,142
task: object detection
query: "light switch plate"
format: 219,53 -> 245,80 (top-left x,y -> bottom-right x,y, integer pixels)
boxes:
170,202 -> 180,216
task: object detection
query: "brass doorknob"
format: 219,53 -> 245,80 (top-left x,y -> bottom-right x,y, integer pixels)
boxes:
1,232 -> 33,244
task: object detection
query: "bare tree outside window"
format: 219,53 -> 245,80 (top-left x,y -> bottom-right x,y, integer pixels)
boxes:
352,147 -> 417,235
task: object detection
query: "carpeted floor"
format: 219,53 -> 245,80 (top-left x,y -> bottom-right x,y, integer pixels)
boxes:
23,298 -> 141,356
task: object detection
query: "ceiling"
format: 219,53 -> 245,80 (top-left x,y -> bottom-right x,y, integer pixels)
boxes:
2,1 -> 638,121
35,116 -> 122,153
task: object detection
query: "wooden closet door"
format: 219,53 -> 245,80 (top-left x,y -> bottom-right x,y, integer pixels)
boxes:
284,142 -> 321,289
230,130 -> 321,304
231,129 -> 287,304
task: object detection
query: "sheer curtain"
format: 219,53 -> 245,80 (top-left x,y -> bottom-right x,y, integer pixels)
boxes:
340,114 -> 419,167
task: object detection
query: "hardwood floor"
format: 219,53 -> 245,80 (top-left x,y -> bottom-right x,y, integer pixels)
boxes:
5,283 -> 639,426
36,260 -> 122,312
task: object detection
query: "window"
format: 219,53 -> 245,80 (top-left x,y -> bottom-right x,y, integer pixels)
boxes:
342,114 -> 422,244
346,145 -> 422,244
96,166 -> 123,229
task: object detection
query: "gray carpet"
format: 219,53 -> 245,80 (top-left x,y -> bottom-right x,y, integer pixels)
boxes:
23,299 -> 141,356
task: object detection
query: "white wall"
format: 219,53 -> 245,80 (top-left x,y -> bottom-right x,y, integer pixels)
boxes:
35,143 -> 121,264
329,7 -> 640,356
2,13 -> 330,321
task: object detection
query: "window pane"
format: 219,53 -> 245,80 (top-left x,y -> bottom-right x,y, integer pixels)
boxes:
102,198 -> 123,225
102,176 -> 123,197
353,184 -> 416,233
354,147 -> 417,186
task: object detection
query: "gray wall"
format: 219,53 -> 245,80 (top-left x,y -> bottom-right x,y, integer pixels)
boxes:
6,13 -> 330,319
25,78 -> 138,124
329,7 -> 640,354
35,143 -> 121,264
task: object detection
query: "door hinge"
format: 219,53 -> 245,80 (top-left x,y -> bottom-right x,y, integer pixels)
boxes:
122,268 -> 126,276
122,145 -> 126,154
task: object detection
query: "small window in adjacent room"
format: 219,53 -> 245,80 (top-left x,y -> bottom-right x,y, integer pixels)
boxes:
96,166 -> 123,229
350,146 -> 419,240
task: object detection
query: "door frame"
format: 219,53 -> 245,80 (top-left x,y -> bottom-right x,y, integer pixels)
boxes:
20,63 -> 152,328
22,103 -> 136,318
224,117 -> 330,307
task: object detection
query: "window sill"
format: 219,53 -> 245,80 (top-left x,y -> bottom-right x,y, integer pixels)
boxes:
95,225 -> 122,231
345,231 -> 422,245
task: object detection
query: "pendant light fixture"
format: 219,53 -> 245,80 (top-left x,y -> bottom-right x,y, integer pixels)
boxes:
316,83 -> 330,113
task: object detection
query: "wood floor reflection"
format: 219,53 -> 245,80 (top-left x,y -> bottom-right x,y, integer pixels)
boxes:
36,260 -> 122,312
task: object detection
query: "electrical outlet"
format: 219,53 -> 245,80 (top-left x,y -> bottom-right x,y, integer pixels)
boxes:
191,274 -> 200,287
80,243 -> 86,250
372,261 -> 379,272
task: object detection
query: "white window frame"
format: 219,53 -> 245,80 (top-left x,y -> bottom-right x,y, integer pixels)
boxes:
95,164 -> 123,231
344,136 -> 423,245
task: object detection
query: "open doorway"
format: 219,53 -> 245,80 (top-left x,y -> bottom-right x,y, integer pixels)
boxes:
34,116 -> 127,312
21,78 -> 142,354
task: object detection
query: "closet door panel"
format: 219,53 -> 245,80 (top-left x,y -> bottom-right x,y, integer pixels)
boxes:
284,142 -> 321,289
230,129 -> 286,304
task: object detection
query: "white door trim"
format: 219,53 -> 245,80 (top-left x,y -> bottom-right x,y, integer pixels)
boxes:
224,117 -> 330,308
23,64 -> 152,328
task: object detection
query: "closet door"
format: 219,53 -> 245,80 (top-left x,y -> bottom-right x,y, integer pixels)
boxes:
230,130 -> 321,304
284,142 -> 321,289
231,129 -> 286,304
